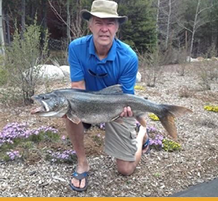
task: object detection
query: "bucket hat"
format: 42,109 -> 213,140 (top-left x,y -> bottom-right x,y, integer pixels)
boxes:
80,0 -> 128,24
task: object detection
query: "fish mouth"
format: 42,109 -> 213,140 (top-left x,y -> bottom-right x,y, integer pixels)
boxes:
30,100 -> 49,115
30,97 -> 68,117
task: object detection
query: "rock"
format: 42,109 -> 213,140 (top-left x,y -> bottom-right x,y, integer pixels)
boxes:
59,65 -> 70,76
136,71 -> 141,83
38,65 -> 65,80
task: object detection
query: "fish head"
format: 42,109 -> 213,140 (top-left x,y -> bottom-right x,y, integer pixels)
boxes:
31,91 -> 69,117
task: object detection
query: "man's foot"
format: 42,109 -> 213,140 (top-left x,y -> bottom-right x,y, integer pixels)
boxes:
142,137 -> 150,154
138,125 -> 150,154
69,171 -> 89,192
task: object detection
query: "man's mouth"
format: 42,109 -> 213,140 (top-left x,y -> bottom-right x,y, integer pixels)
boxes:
99,35 -> 109,38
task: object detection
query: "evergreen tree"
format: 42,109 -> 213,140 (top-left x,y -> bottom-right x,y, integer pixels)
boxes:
117,0 -> 157,53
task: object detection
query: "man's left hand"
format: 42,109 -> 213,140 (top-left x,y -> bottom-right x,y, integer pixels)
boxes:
120,106 -> 133,117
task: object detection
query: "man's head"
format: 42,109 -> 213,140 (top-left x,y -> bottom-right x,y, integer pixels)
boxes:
80,0 -> 127,25
81,0 -> 127,50
88,16 -> 119,49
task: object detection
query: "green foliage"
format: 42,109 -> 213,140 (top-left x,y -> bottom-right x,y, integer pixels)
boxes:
0,68 -> 8,86
117,0 -> 157,52
3,19 -> 49,105
28,131 -> 60,143
182,0 -> 218,56
163,139 -> 181,152
0,55 -> 7,86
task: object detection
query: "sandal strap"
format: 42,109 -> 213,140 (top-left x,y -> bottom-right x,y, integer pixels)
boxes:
72,171 -> 89,180
142,138 -> 150,149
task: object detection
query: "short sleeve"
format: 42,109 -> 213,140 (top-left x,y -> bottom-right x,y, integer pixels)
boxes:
118,55 -> 138,94
68,42 -> 84,82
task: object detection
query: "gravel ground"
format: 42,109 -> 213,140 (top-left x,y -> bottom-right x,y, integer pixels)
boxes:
0,64 -> 218,197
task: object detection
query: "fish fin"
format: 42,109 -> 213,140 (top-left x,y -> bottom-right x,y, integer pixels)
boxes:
95,85 -> 123,95
160,104 -> 192,118
67,112 -> 81,124
159,114 -> 178,140
158,105 -> 192,140
136,114 -> 147,127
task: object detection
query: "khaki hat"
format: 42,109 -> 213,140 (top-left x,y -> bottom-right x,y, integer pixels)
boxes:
81,0 -> 128,24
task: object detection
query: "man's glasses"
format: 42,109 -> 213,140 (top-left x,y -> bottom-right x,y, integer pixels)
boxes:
88,69 -> 108,78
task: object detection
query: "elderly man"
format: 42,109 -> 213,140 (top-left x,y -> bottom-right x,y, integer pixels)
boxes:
66,0 -> 149,192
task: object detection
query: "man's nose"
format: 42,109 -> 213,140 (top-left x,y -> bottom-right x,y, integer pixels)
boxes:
100,24 -> 109,32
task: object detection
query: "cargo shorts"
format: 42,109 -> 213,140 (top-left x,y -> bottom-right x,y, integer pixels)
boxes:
104,117 -> 138,161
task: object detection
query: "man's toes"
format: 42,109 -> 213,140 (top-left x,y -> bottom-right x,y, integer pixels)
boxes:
79,178 -> 86,188
71,178 -> 86,188
71,178 -> 80,188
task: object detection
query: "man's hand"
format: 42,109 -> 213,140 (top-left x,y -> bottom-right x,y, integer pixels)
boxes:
120,106 -> 133,117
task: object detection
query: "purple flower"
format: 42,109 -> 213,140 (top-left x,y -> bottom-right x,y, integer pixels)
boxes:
6,150 -> 21,160
0,122 -> 59,147
51,149 -> 76,161
149,133 -> 164,150
97,133 -> 101,138
147,126 -> 157,133
100,123 -> 105,130
61,135 -> 66,140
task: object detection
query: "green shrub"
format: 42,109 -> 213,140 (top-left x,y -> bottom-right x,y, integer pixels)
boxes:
3,19 -> 49,105
163,139 -> 181,152
0,68 -> 8,86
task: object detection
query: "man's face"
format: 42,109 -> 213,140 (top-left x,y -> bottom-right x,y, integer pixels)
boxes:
89,16 -> 119,49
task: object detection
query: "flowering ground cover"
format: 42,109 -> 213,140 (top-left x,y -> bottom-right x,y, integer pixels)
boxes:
0,122 -> 77,163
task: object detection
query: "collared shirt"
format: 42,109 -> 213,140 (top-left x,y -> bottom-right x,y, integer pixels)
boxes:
68,35 -> 138,94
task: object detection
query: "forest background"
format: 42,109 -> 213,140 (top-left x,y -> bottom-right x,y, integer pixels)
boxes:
1,0 -> 218,58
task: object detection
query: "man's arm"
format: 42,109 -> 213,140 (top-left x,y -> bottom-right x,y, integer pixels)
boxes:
71,80 -> 86,90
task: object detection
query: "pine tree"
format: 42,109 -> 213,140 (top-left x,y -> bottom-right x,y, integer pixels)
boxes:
117,0 -> 157,53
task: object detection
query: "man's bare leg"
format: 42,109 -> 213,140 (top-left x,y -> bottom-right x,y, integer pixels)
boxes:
65,119 -> 89,189
116,126 -> 148,175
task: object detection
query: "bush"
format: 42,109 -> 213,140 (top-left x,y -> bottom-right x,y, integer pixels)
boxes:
138,50 -> 163,87
3,19 -> 49,105
0,68 -> 8,86
196,60 -> 218,90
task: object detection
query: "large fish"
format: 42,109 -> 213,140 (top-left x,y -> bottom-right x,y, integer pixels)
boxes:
31,85 -> 192,139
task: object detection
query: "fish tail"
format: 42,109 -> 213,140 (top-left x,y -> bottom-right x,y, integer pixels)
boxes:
158,105 -> 192,140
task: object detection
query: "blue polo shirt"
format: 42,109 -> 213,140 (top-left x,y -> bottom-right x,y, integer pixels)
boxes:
68,35 -> 138,94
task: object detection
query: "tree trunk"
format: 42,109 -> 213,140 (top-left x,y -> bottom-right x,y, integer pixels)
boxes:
5,9 -> 11,44
66,0 -> 71,42
21,0 -> 26,39
189,0 -> 201,57
0,0 -> 5,55
156,0 -> 160,33
42,0 -> 47,30
165,0 -> 172,49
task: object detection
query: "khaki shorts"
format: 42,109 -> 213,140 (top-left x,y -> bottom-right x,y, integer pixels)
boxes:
104,117 -> 137,161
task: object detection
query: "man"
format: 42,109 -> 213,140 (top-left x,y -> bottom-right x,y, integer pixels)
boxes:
67,0 -> 149,192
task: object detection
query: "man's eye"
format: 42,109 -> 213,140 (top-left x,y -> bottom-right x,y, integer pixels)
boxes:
108,22 -> 116,26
